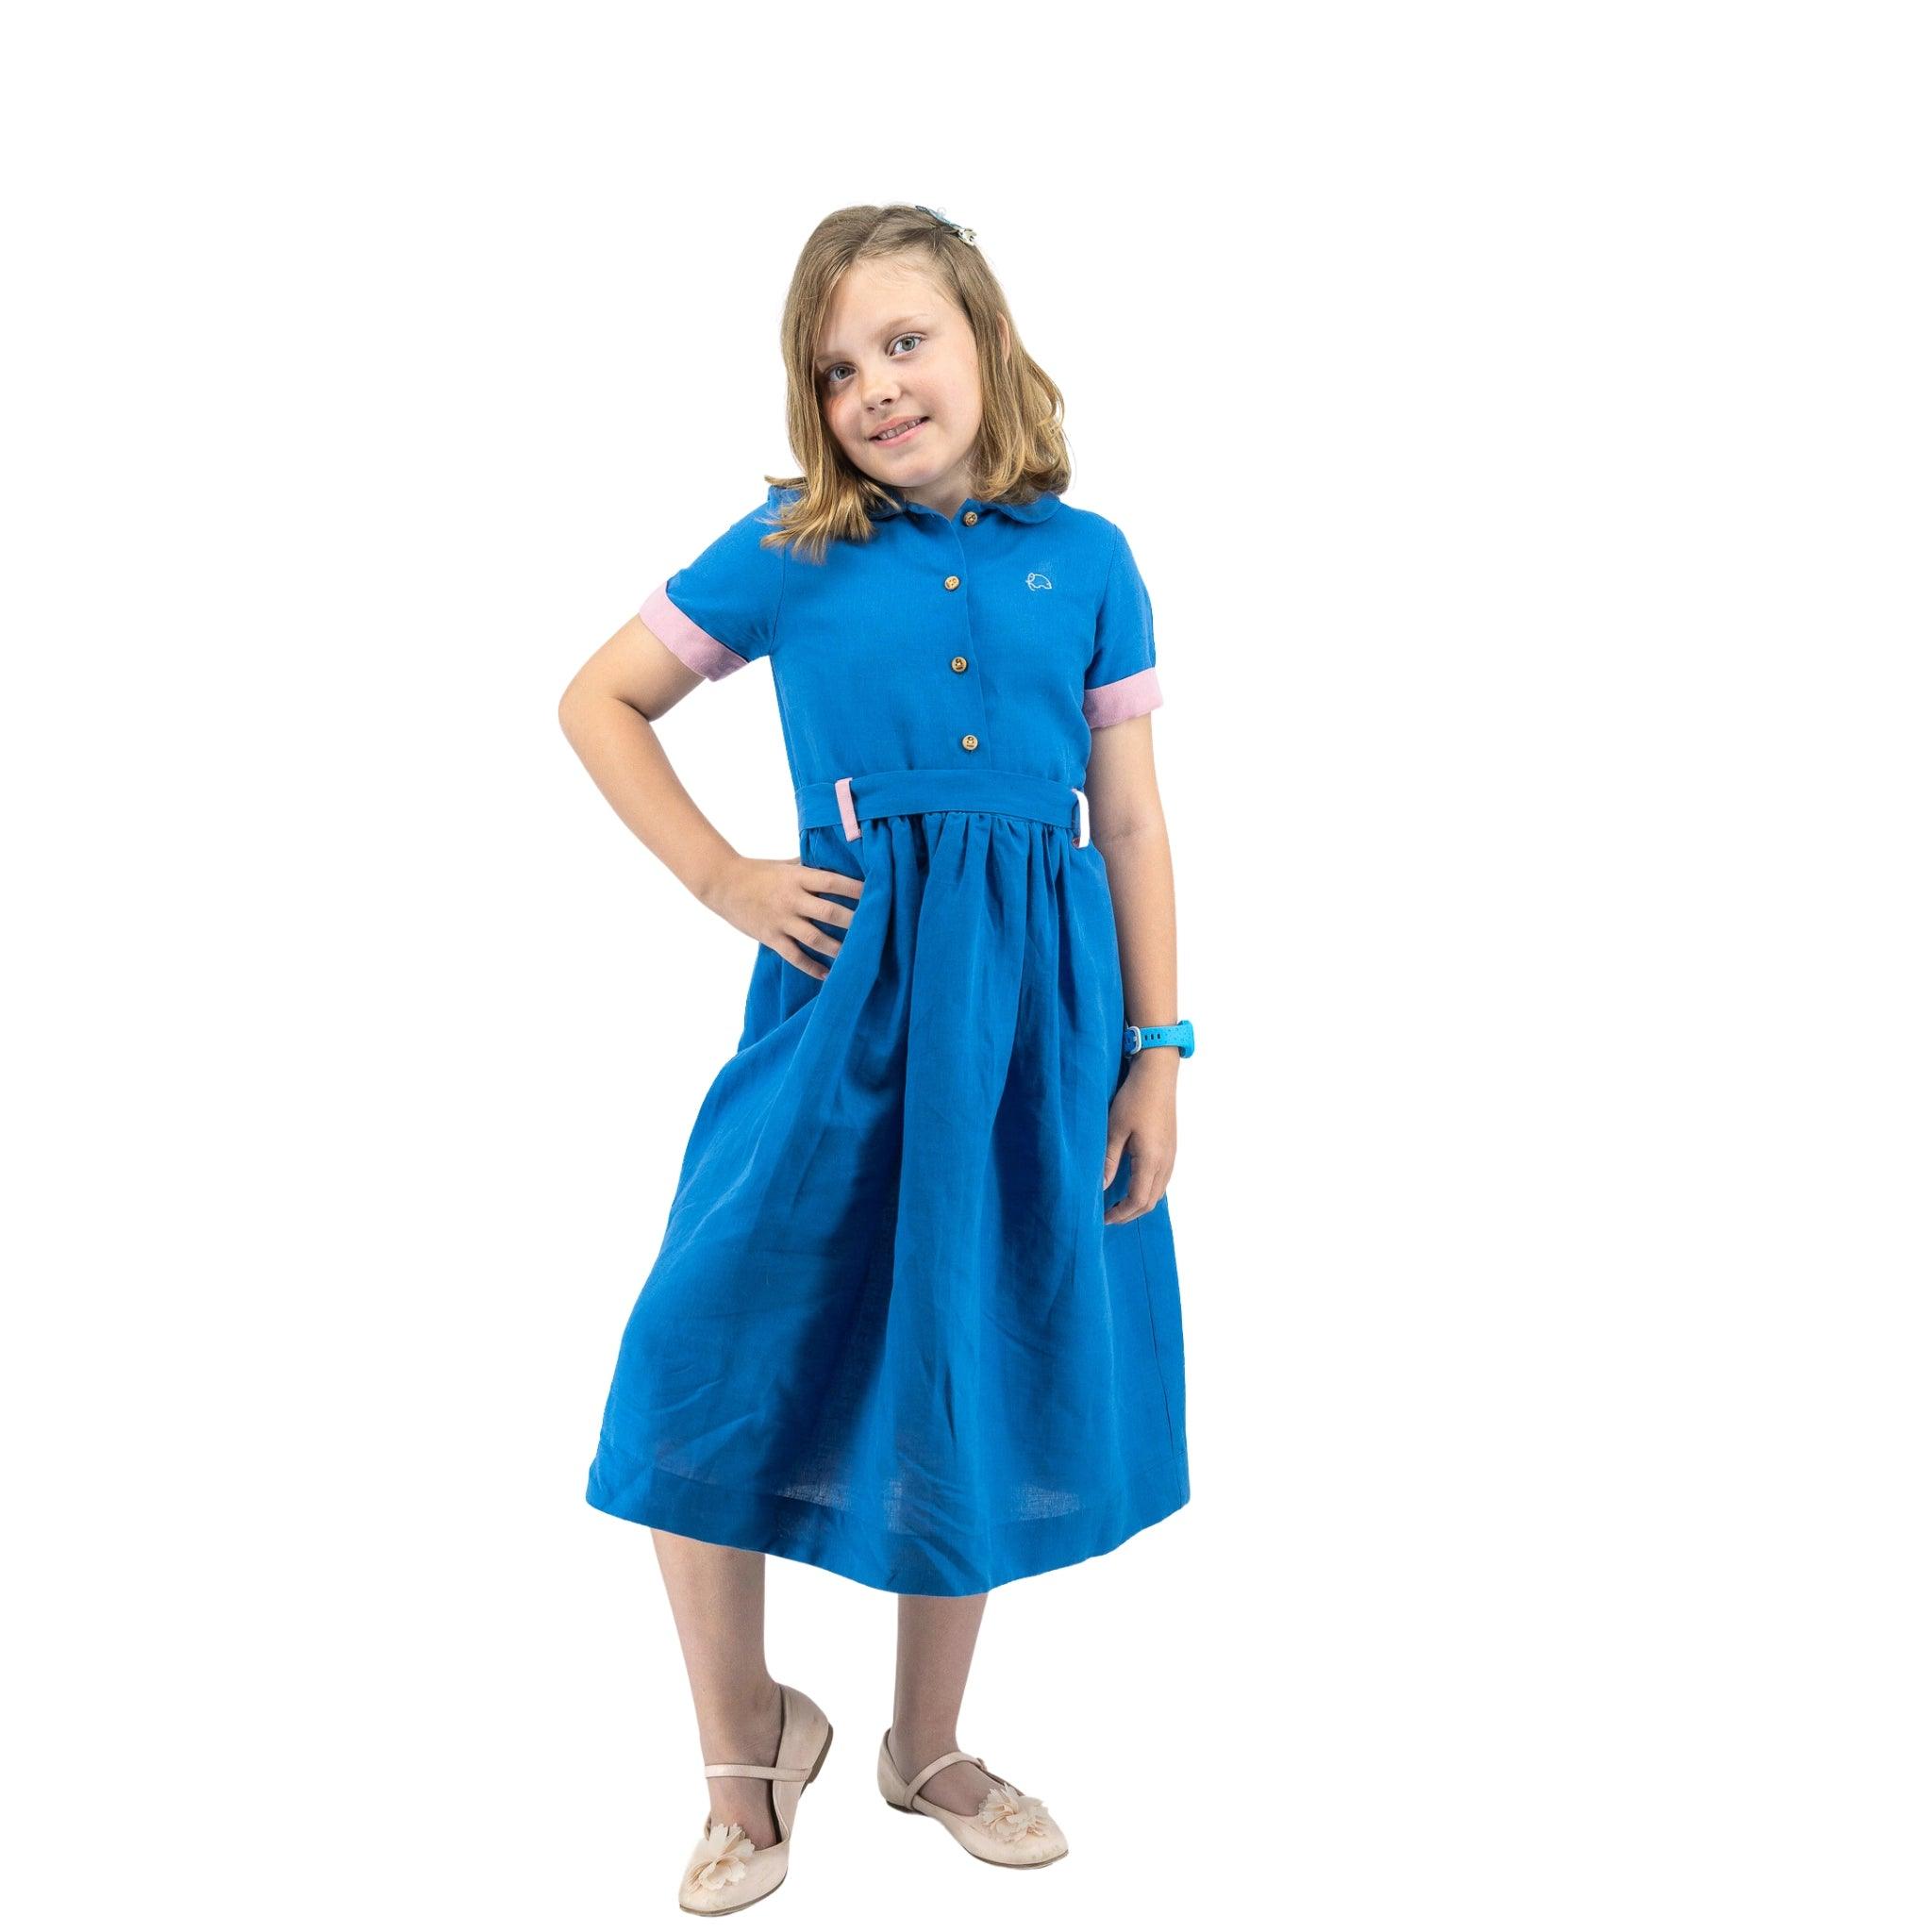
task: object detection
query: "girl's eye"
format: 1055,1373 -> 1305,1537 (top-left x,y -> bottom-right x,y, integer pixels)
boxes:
822,334 -> 923,385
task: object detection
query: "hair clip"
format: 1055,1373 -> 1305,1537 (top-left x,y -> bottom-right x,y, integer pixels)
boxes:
914,204 -> 977,247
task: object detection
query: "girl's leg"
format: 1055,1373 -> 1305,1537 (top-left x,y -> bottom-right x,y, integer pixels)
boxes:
651,1528 -> 786,1848
883,1590 -> 1007,1817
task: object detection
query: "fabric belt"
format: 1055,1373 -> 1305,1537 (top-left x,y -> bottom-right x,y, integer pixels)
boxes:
796,766 -> 1091,848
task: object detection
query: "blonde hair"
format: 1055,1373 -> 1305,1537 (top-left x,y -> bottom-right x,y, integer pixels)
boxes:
758,204 -> 1070,565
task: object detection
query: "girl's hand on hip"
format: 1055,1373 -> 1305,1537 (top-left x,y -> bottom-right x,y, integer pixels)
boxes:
1103,1056 -> 1177,1222
702,855 -> 863,980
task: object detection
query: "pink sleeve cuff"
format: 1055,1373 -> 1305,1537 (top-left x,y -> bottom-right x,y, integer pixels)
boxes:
641,582 -> 752,679
1082,665 -> 1163,728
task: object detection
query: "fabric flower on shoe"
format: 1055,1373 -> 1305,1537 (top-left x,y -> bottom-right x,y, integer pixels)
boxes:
976,1780 -> 1055,1842
686,1820 -> 754,1893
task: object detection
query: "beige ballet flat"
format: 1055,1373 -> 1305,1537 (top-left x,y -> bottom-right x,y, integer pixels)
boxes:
678,1684 -> 834,1915
876,1729 -> 1069,1868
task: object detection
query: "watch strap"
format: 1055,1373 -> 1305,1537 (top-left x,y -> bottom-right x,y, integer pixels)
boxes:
1124,1020 -> 1194,1058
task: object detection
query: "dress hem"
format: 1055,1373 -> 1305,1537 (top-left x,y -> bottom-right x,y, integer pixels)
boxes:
584,1440 -> 1191,1598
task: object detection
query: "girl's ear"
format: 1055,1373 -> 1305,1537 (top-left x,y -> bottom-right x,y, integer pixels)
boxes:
996,312 -> 1011,364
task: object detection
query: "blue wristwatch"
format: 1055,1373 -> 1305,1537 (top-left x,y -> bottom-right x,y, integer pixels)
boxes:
1123,1020 -> 1194,1058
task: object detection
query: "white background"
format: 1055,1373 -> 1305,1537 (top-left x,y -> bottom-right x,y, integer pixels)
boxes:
5,4 -> 1926,1926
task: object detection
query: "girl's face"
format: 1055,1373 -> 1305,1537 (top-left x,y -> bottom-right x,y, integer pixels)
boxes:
815,258 -> 993,512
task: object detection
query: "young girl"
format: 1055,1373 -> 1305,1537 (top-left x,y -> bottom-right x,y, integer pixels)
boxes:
558,203 -> 1193,1914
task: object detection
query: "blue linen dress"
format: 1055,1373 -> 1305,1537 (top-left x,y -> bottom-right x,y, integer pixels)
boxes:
585,481 -> 1190,1595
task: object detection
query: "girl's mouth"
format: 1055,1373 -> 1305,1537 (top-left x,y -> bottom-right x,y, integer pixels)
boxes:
871,417 -> 928,446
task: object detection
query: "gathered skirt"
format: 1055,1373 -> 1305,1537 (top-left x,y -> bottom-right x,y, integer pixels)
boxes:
586,790 -> 1190,1595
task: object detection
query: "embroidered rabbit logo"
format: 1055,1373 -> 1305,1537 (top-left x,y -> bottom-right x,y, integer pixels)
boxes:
1024,572 -> 1054,591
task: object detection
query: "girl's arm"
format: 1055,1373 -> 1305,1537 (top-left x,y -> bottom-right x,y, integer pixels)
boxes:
1085,714 -> 1181,1223
557,614 -> 861,979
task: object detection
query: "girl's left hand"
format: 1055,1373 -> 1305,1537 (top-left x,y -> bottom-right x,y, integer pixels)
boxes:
1102,1056 -> 1177,1224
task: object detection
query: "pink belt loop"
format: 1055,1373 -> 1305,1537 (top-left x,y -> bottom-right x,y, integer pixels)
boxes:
1071,785 -> 1090,847
835,775 -> 861,841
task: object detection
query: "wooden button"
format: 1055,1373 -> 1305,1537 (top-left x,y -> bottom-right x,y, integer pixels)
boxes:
943,575 -> 960,591
960,733 -> 979,752
950,655 -> 968,673
962,510 -> 978,525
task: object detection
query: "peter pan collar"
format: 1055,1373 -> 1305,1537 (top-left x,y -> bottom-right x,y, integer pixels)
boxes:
870,489 -> 1061,525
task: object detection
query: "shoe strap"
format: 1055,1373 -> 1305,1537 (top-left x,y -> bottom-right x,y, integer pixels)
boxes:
904,1747 -> 986,1800
703,1685 -> 812,1782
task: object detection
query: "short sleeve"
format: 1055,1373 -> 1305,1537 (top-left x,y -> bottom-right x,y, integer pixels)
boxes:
641,487 -> 790,679
1083,521 -> 1164,727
